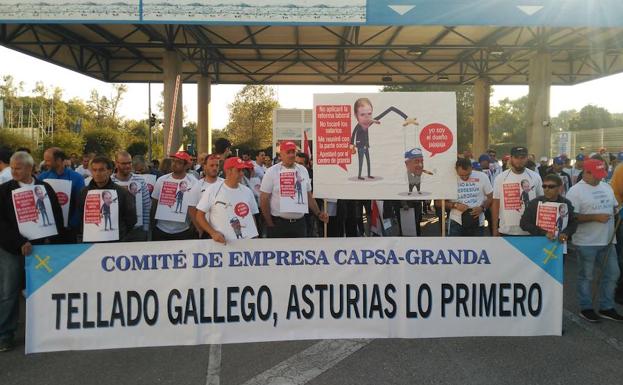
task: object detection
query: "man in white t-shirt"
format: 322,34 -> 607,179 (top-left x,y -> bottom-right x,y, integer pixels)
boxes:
492,146 -> 544,236
439,158 -> 492,236
198,155 -> 223,195
260,141 -> 328,238
151,151 -> 201,240
567,158 -> 623,323
0,147 -> 12,186
252,151 -> 266,180
75,154 -> 92,179
195,157 -> 258,244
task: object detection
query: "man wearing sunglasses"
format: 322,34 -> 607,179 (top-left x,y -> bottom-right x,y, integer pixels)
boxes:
520,174 -> 577,243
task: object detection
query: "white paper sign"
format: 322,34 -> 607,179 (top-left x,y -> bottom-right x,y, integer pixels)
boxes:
83,189 -> 119,242
155,179 -> 195,222
279,168 -> 308,213
43,179 -> 72,228
313,92 -> 457,200
115,180 -> 143,228
138,174 -> 157,195
26,237 -> 563,353
11,185 -> 58,240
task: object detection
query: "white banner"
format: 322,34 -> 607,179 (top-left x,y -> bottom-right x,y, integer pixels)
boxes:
313,92 -> 458,200
26,237 -> 562,353
43,179 -> 72,228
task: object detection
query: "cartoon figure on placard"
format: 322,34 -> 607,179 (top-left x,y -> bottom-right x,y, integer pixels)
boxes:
34,186 -> 52,226
128,181 -> 139,197
556,203 -> 568,235
174,181 -> 191,213
520,179 -> 532,209
229,217 -> 244,239
349,98 -> 418,180
101,190 -> 115,231
404,148 -> 434,195
295,171 -> 304,204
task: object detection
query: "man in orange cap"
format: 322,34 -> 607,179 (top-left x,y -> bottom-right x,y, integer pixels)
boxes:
151,151 -> 201,240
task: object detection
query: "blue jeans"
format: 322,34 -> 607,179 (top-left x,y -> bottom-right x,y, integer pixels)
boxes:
576,245 -> 621,310
448,220 -> 484,237
357,147 -> 371,178
0,248 -> 21,342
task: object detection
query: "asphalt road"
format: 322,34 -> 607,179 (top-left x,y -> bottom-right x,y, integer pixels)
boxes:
2,217 -> 622,385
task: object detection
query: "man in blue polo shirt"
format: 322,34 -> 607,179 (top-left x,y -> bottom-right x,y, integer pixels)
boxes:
39,147 -> 85,243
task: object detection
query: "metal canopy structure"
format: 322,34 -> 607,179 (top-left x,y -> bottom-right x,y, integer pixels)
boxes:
1,23 -> 623,86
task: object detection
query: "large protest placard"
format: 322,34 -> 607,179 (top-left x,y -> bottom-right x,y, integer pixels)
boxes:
43,179 -> 71,228
12,185 -> 58,240
83,189 -> 119,242
138,174 -> 157,195
313,93 -> 457,200
26,236 -> 562,353
114,180 -> 143,228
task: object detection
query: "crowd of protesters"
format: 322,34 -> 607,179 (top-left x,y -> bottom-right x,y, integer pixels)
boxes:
1,138 -> 623,352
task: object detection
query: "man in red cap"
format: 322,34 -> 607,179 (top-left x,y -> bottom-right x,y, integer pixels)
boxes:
195,157 -> 258,243
567,158 -> 623,323
260,141 -> 328,238
151,151 -> 201,240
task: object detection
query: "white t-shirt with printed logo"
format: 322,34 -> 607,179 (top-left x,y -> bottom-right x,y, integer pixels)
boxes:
566,180 -> 617,246
449,170 -> 493,226
493,168 -> 544,235
196,181 -> 259,242
152,173 -> 201,234
260,163 -> 312,219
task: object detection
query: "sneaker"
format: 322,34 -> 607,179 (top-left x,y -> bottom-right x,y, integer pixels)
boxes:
598,309 -> 623,322
0,338 -> 15,352
579,309 -> 601,323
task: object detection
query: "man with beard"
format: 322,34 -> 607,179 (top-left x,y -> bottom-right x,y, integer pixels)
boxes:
492,146 -> 544,236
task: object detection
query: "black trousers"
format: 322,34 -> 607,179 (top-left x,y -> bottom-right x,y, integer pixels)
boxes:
268,216 -> 307,238
152,227 -> 197,241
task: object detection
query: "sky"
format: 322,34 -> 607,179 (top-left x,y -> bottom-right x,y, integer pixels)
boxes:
1,45 -> 623,130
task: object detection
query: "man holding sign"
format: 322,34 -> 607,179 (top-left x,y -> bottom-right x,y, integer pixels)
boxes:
195,157 -> 259,243
78,156 -> 136,242
520,174 -> 577,243
0,151 -> 63,352
111,151 -> 151,241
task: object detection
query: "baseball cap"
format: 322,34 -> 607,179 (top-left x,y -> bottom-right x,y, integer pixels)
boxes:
171,151 -> 192,164
223,157 -> 253,170
511,146 -> 528,157
279,141 -> 297,153
553,157 -> 564,165
576,154 -> 585,161
584,159 -> 608,179
618,152 -> 623,161
404,148 -> 423,160
472,161 -> 482,170
478,154 -> 490,163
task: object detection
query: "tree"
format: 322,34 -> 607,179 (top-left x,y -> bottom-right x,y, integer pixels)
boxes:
551,109 -> 578,132
127,141 -> 148,157
223,85 -> 279,150
83,128 -> 122,156
489,96 -> 529,146
40,130 -> 85,158
568,105 -> 614,131
382,84 -> 475,152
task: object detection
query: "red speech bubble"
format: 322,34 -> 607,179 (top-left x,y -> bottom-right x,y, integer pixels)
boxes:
234,202 -> 250,218
56,192 -> 69,206
315,104 -> 352,171
419,123 -> 453,157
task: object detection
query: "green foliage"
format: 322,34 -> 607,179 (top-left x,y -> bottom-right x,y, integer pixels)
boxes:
41,130 -> 85,157
127,141 -> 148,157
223,85 -> 279,150
489,96 -> 529,147
382,84 -> 475,152
568,105 -> 615,131
83,128 -> 122,156
0,130 -> 35,152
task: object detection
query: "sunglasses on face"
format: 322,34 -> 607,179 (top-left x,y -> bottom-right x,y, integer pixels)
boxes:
542,184 -> 560,189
